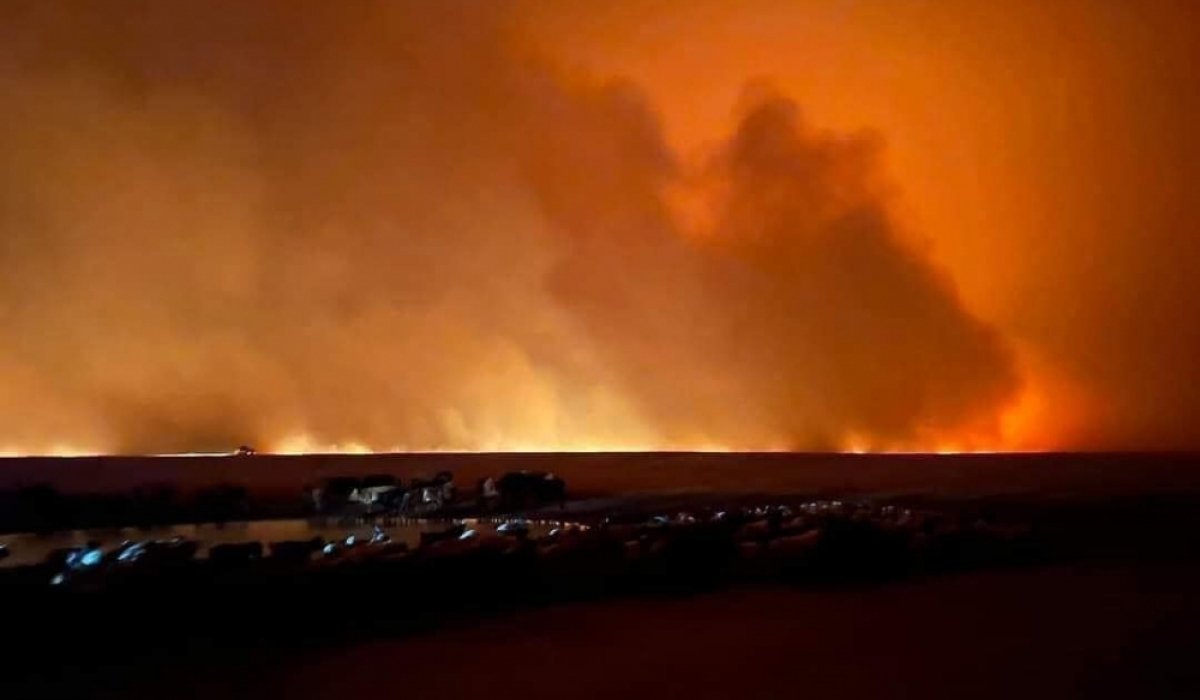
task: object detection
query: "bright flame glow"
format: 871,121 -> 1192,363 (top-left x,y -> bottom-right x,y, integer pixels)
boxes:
0,439 -> 1035,457
266,433 -> 752,454
271,435 -> 378,455
0,428 -> 1049,459
0,444 -> 100,458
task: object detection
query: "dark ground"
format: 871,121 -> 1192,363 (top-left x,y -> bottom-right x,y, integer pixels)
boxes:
6,452 -> 1200,699
5,451 -> 1200,506
253,563 -> 1200,700
16,561 -> 1200,700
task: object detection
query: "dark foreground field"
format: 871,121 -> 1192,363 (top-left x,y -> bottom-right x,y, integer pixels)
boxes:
196,563 -> 1200,700
10,560 -> 1200,700
5,452 -> 1200,699
5,450 -> 1200,502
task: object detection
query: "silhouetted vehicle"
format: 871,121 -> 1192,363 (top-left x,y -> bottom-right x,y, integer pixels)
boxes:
477,476 -> 501,511
435,471 -> 456,501
362,474 -> 397,489
0,544 -> 8,561
350,474 -> 400,513
419,523 -> 467,548
496,519 -> 530,537
235,445 -> 257,456
319,477 -> 362,514
44,546 -> 86,569
113,537 -> 198,568
269,537 -> 324,563
497,471 -> 566,511
109,540 -> 141,563
369,525 -> 390,545
153,537 -> 200,565
208,541 -> 263,566
400,471 -> 456,515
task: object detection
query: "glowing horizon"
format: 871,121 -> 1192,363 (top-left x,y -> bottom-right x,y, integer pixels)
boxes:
1,2 -> 1197,455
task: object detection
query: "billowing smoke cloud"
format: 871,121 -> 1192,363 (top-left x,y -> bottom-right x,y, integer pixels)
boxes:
0,1 -> 1018,453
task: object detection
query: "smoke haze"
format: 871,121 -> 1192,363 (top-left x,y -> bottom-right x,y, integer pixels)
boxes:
1,1 -> 1194,453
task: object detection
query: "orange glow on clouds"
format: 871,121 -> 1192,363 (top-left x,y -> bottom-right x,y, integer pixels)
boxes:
1,2 -> 1198,454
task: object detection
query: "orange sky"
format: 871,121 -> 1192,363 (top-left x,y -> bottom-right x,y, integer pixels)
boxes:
518,0 -> 1200,450
1,1 -> 1198,454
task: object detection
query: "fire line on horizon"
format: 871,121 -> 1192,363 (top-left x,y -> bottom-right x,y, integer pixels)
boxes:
1,1 -> 1198,455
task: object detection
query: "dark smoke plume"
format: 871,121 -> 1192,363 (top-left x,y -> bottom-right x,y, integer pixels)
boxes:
0,1 -> 1018,453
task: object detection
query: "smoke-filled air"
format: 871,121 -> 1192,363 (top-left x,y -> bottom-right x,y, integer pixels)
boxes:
1,0 -> 1197,454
